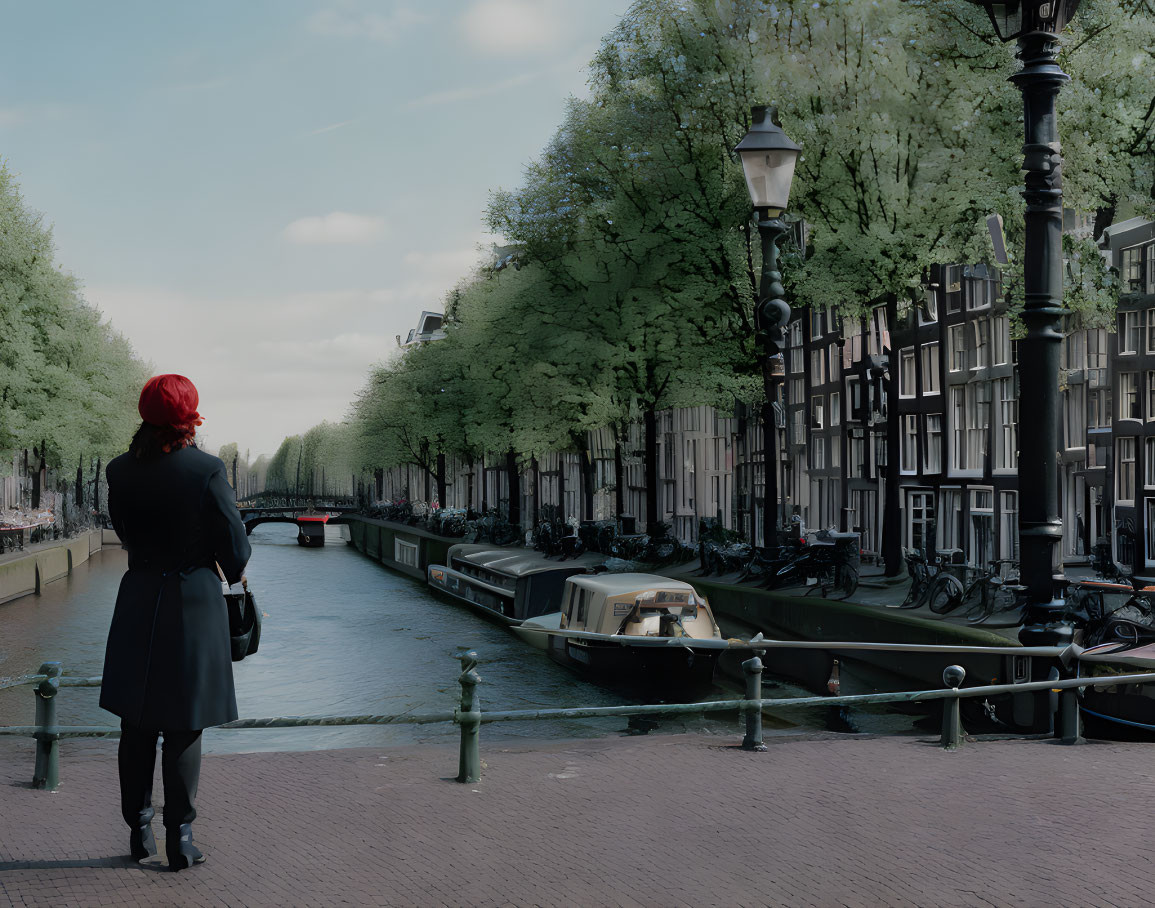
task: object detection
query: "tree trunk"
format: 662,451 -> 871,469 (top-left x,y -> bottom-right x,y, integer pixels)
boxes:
644,408 -> 659,531
94,457 -> 102,516
614,425 -> 625,522
506,450 -> 521,527
578,435 -> 594,521
75,457 -> 83,509
480,456 -> 488,514
436,452 -> 446,508
557,454 -> 566,522
882,292 -> 903,576
531,457 -> 540,526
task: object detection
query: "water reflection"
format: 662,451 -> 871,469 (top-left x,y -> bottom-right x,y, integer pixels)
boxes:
0,525 -> 744,753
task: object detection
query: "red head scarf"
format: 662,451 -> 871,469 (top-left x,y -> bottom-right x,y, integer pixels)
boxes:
138,374 -> 203,452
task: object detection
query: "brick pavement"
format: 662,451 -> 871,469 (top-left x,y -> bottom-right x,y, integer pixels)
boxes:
0,730 -> 1152,908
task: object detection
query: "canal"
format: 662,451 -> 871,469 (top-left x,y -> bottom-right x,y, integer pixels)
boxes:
0,525 -> 785,754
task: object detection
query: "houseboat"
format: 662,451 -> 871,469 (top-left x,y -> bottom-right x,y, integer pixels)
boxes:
514,573 -> 723,690
296,514 -> 328,547
426,544 -> 605,625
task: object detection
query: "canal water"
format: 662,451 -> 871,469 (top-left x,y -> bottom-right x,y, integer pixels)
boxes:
0,525 -> 790,754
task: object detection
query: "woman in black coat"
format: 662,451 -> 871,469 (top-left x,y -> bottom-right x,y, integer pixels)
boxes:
100,374 -> 251,870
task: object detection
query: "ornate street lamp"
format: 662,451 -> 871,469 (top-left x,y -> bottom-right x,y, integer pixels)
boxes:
966,0 -> 1083,735
736,105 -> 801,549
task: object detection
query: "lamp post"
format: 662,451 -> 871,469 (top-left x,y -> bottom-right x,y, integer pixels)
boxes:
967,0 -> 1082,647
736,105 -> 801,550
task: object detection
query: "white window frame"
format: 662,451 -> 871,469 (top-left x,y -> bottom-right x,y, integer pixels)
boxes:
830,391 -> 841,427
1120,371 -> 1140,421
925,413 -> 942,474
1118,437 -> 1137,505
971,320 -> 990,370
1120,310 -> 1142,355
901,414 -> 918,474
948,325 -> 966,373
899,349 -> 916,399
921,343 -> 940,396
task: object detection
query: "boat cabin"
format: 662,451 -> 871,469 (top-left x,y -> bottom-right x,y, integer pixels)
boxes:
559,573 -> 720,641
428,544 -> 605,624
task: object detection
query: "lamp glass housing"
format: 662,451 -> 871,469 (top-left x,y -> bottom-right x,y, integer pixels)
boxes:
735,105 -> 801,215
738,149 -> 799,215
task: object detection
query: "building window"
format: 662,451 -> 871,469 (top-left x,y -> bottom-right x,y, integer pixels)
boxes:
972,320 -> 990,370
810,349 -> 825,385
1089,388 -> 1112,428
830,391 -> 841,427
921,343 -> 940,395
1063,329 -> 1084,371
1121,310 -> 1142,354
811,307 -> 824,339
1123,246 -> 1144,293
996,378 -> 1017,471
395,538 -> 418,567
939,488 -> 961,552
1149,243 -> 1155,294
966,277 -> 993,311
949,325 -> 966,372
810,436 -> 825,470
828,343 -> 840,380
1147,310 -> 1155,354
970,488 -> 995,567
1147,500 -> 1155,563
953,383 -> 990,473
1064,385 -> 1085,449
788,378 -> 805,407
921,286 -> 938,323
1147,438 -> 1155,488
999,491 -> 1019,563
831,436 -> 840,469
925,413 -> 942,474
901,414 -> 918,473
1087,329 -> 1107,369
907,490 -> 935,555
1119,437 -> 1137,504
850,432 -> 865,479
1148,373 -> 1155,422
899,349 -> 916,398
1120,372 -> 1140,420
993,317 -> 1010,366
869,307 -> 888,357
811,395 -> 824,429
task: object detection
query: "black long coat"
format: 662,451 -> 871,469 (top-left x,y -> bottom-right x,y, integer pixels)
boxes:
100,445 -> 251,730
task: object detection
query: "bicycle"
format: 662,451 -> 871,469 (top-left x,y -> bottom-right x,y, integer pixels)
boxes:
927,559 -> 1025,625
894,548 -> 949,610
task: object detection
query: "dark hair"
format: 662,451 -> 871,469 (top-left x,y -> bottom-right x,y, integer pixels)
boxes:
129,422 -> 197,461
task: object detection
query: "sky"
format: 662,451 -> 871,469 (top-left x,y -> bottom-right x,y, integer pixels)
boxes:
0,0 -> 632,460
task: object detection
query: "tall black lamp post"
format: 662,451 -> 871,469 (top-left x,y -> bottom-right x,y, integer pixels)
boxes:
736,106 -> 801,549
967,0 -> 1082,647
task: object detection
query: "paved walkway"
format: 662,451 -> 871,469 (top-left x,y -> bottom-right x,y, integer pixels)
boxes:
1,729 -> 1152,907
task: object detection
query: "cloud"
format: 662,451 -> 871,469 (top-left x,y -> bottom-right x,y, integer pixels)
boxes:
304,118 -> 360,137
83,284 -> 416,457
403,246 -> 482,277
459,0 -> 569,55
307,6 -> 427,43
283,212 -> 387,245
0,109 -> 22,128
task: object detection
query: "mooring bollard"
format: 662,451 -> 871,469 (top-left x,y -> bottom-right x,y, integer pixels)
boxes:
940,664 -> 965,750
32,661 -> 62,790
455,650 -> 482,783
741,656 -> 767,752
1057,665 -> 1085,746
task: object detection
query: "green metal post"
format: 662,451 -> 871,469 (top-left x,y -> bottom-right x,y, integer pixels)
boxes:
741,656 -> 767,752
455,650 -> 482,783
32,662 -> 62,790
940,665 -> 965,750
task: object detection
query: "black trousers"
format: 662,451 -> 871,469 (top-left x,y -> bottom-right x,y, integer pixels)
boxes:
118,722 -> 202,831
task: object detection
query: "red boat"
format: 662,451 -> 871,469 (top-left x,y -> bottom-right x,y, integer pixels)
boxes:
296,514 -> 328,547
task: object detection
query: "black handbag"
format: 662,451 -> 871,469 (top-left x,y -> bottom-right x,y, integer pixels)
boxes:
225,585 -> 262,662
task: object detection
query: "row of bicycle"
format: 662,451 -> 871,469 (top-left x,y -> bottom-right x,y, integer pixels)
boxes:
901,548 -> 1155,629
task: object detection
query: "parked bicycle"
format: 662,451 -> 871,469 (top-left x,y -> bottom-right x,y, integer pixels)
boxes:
897,548 -> 951,610
765,529 -> 859,599
927,559 -> 1026,625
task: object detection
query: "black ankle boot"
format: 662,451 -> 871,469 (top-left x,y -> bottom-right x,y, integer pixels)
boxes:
166,824 -> 205,871
129,823 -> 157,861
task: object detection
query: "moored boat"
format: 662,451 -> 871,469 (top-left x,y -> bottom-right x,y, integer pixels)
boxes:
514,573 -> 723,690
427,544 -> 605,625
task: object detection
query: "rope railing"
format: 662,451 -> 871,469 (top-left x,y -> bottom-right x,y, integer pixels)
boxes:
2,648 -> 1148,790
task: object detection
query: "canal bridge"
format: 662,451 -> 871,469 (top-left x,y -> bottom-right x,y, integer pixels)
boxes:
237,505 -> 359,536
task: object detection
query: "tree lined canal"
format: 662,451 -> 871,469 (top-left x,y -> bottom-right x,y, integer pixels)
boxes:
0,526 -> 757,754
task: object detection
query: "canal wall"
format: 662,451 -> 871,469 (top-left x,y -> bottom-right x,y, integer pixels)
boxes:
342,515 -> 456,582
0,530 -> 110,605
